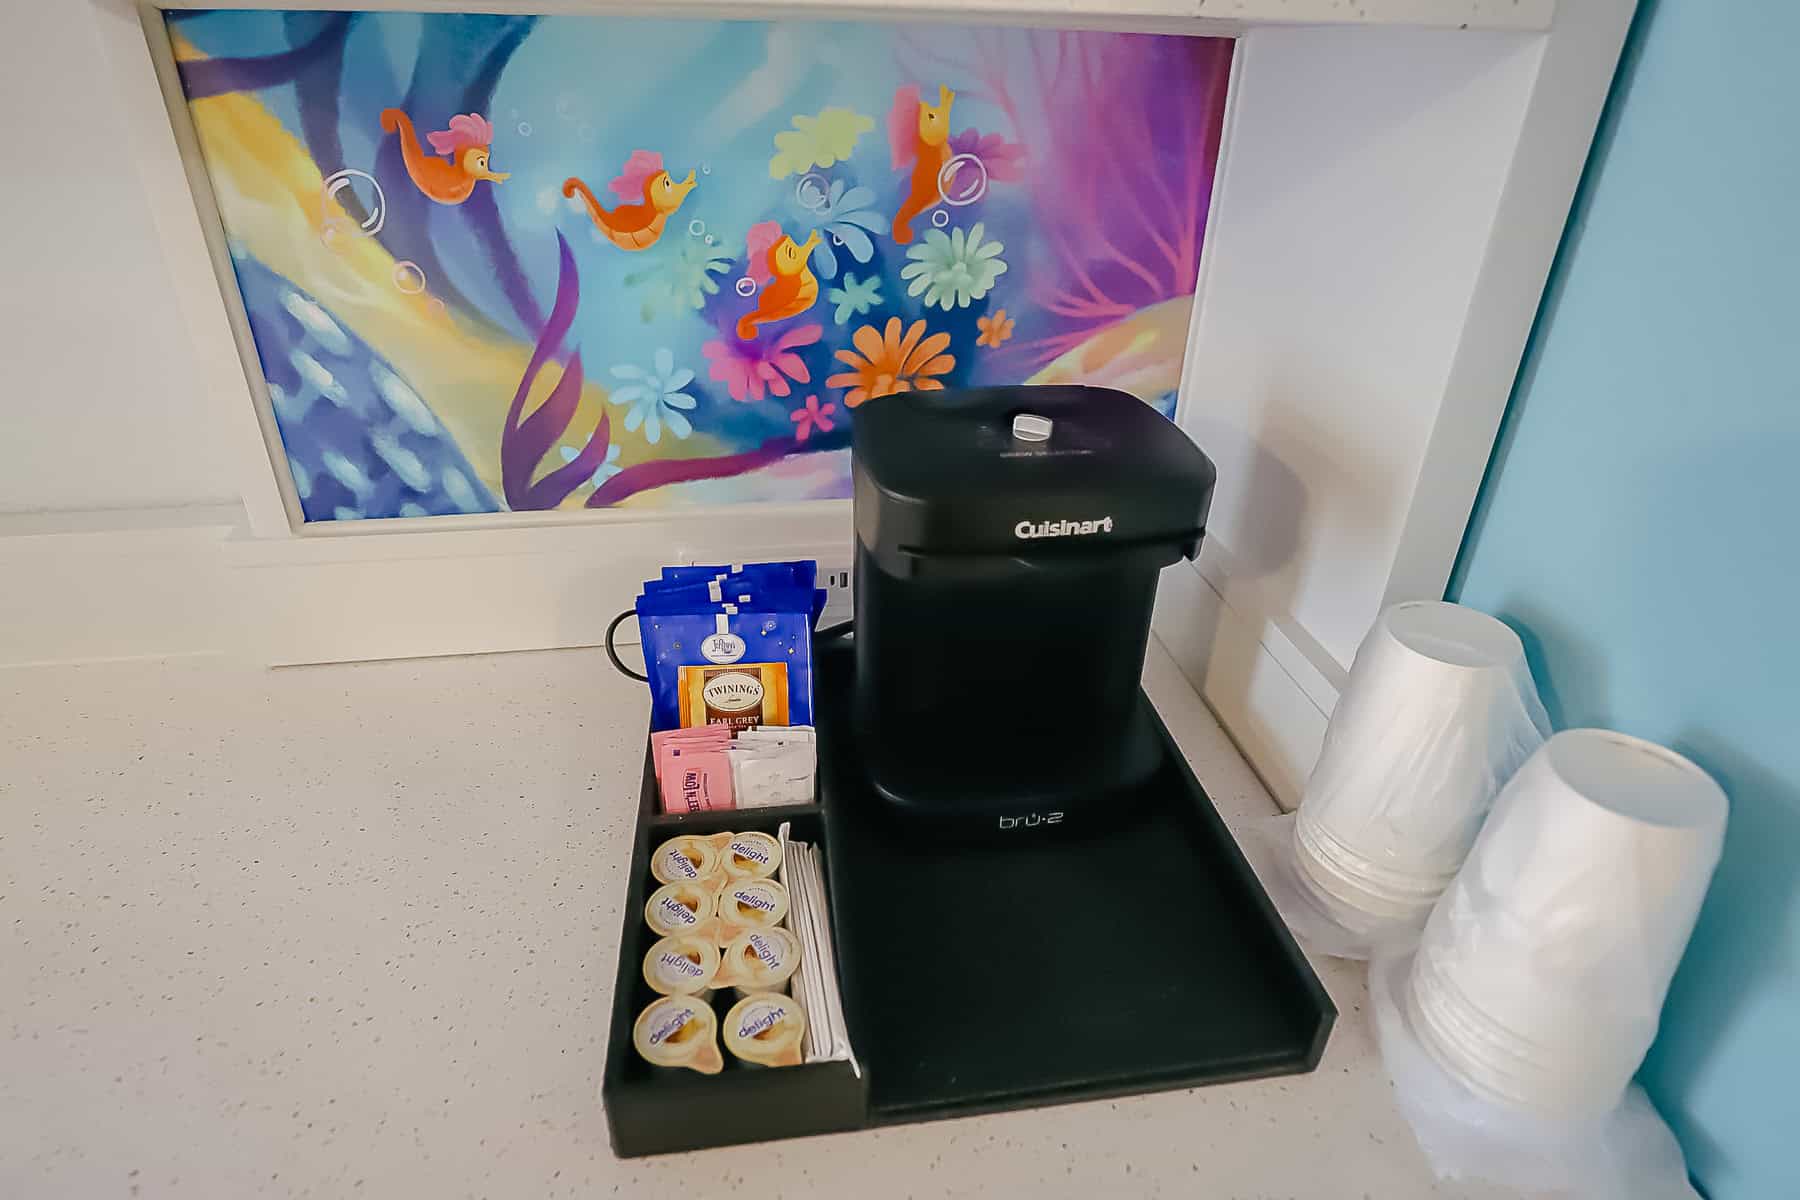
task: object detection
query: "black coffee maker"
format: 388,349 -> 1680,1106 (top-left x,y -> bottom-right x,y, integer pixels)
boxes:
851,385 -> 1216,838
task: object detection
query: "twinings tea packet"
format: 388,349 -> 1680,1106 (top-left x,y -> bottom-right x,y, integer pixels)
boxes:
633,995 -> 723,1074
649,832 -> 733,886
699,878 -> 789,946
645,879 -> 720,938
636,589 -> 816,733
723,993 -> 808,1068
714,927 -> 801,993
678,662 -> 790,731
720,831 -> 782,881
642,934 -> 721,997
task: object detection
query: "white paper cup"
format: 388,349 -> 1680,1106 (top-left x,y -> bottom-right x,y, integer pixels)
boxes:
1296,602 -> 1550,918
1409,730 -> 1726,1117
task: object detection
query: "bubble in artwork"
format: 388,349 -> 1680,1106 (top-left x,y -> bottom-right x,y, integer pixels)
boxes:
704,235 -> 715,245
931,209 -> 950,228
517,121 -> 533,137
936,153 -> 988,207
688,219 -> 706,238
735,277 -> 758,298
319,168 -> 386,247
393,261 -> 427,295
794,172 -> 831,212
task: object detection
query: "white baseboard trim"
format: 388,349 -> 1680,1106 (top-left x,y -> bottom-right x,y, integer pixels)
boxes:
2,503 -> 854,669
0,505 -> 243,668
1152,548 -> 1342,810
230,508 -> 854,665
8,507 -> 1334,809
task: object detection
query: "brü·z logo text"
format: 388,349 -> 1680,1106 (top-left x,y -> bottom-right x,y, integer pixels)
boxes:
998,811 -> 1064,830
1014,516 -> 1113,539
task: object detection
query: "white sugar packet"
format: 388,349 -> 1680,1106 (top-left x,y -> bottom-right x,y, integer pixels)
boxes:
731,743 -> 817,809
777,823 -> 857,1073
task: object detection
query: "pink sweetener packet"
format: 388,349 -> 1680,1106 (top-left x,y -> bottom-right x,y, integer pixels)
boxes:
659,751 -> 735,815
652,727 -> 732,788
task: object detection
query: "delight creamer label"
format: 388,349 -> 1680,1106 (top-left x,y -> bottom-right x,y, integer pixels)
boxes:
658,895 -> 700,926
747,933 -> 782,969
734,1000 -> 790,1041
729,837 -> 772,867
650,1005 -> 700,1046
656,846 -> 701,880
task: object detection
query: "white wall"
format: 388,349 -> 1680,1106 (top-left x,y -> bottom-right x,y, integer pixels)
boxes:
1152,12 -> 1640,805
0,4 -> 234,513
1182,25 -> 1542,670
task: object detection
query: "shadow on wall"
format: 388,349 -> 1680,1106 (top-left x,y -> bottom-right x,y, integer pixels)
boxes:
1186,380 -> 1408,663
1493,602 -> 1800,1196
1637,739 -> 1800,1194
1222,423 -> 1309,586
1489,602 -> 1606,733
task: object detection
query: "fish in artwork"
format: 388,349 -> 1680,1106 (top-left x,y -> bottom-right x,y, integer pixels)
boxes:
563,150 -> 697,252
379,109 -> 509,205
736,222 -> 823,341
888,84 -> 955,245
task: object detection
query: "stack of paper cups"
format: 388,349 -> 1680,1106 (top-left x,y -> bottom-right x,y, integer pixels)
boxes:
1294,602 -> 1551,929
1408,730 -> 1726,1118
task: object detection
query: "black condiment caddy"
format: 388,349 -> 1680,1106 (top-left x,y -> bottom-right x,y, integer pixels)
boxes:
601,642 -> 1335,1157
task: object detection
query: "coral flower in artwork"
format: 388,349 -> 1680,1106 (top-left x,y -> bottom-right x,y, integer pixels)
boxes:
702,323 -> 822,402
789,394 -> 836,443
826,317 -> 954,408
975,308 -> 1015,349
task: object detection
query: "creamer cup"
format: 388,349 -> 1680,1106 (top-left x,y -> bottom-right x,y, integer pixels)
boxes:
642,934 -> 721,997
645,879 -> 720,938
650,832 -> 732,886
633,995 -> 723,1074
723,992 -> 808,1067
721,831 -> 782,881
701,878 -> 789,945
713,926 -> 801,993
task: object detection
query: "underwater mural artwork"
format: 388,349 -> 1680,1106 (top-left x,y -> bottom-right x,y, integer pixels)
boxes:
166,10 -> 1233,519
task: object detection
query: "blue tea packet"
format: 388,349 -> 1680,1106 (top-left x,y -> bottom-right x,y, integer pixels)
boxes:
636,579 -> 817,732
649,561 -> 825,622
659,560 -> 817,593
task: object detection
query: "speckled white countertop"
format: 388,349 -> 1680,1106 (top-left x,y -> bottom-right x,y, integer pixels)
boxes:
1,642 -> 1518,1199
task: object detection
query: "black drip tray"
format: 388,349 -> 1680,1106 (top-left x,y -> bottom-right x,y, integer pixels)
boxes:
816,642 -> 1334,1122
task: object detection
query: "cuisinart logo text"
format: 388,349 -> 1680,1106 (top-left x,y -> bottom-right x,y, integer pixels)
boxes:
1014,516 -> 1113,539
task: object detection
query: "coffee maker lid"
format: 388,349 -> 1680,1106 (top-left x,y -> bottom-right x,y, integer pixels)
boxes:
852,385 -> 1215,560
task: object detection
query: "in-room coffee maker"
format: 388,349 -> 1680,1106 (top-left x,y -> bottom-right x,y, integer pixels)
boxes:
850,385 -> 1217,838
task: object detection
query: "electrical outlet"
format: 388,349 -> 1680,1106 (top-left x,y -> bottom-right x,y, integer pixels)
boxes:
818,561 -> 854,626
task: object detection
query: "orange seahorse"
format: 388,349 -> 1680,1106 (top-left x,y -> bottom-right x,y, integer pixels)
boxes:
563,150 -> 697,252
888,85 -> 956,245
736,222 -> 822,341
379,109 -> 508,205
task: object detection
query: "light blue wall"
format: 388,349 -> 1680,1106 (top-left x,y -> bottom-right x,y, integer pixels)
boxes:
1449,2 -> 1798,1197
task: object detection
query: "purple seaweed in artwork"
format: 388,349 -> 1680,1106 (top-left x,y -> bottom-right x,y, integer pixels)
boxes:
501,233 -> 612,510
